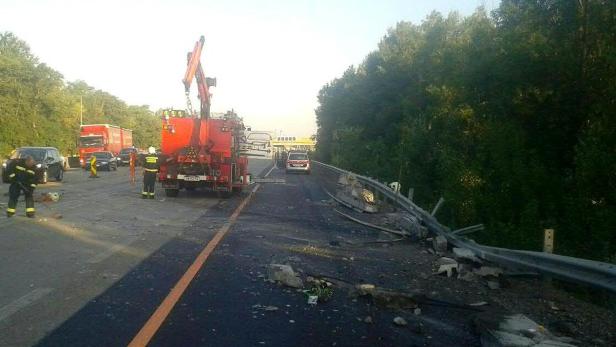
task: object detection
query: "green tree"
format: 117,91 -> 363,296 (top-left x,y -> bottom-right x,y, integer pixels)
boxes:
315,1 -> 616,261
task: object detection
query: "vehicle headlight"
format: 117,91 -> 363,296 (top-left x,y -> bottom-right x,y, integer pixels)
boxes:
36,163 -> 42,168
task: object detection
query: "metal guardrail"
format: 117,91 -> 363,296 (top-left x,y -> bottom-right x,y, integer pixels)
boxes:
313,161 -> 616,293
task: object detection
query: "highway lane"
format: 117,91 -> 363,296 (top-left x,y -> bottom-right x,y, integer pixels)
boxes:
0,159 -> 273,346
36,163 -> 479,346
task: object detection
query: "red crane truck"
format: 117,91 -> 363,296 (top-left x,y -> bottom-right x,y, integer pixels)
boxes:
158,36 -> 248,197
78,124 -> 132,167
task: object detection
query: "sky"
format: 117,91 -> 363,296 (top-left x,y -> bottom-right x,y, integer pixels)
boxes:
0,0 -> 497,137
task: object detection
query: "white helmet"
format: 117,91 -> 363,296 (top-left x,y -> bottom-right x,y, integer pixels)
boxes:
148,146 -> 156,154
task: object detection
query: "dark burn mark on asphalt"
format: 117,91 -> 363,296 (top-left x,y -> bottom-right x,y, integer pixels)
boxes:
35,197 -> 243,347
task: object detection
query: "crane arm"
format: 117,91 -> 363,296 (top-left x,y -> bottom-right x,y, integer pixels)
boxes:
182,36 -> 211,119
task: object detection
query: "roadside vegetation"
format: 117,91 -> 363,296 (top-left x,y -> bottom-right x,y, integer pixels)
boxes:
315,1 -> 615,262
0,32 -> 161,156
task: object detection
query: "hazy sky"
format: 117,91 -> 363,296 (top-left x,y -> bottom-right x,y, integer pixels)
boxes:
1,0 -> 497,137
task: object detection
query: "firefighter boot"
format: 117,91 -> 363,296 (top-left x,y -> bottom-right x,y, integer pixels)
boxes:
6,208 -> 15,218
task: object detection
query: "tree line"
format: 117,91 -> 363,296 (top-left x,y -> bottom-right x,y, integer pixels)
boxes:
315,0 -> 615,262
0,32 -> 161,157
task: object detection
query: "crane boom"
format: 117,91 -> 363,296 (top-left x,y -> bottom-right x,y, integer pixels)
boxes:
182,35 -> 211,119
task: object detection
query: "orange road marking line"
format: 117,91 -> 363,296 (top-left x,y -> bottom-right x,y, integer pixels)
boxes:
128,184 -> 261,347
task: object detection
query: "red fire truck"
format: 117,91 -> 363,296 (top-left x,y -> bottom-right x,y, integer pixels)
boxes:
158,36 -> 248,197
78,124 -> 132,167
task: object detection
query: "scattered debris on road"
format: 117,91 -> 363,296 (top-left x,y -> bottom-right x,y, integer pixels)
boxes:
306,295 -> 318,305
435,257 -> 458,277
393,316 -> 408,326
252,304 -> 279,312
475,312 -> 578,347
268,264 -> 303,288
432,235 -> 448,252
304,277 -> 334,303
36,192 -> 62,202
469,301 -> 489,307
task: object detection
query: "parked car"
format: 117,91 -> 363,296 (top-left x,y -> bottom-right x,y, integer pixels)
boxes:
1,147 -> 64,184
84,151 -> 118,171
286,151 -> 311,174
118,147 -> 139,166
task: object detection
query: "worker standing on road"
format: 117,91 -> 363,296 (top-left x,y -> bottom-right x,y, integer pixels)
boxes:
5,155 -> 37,218
142,147 -> 159,199
89,155 -> 98,178
129,150 -> 136,185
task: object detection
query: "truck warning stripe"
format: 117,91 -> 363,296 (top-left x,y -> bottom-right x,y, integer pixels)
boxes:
127,183 -> 261,347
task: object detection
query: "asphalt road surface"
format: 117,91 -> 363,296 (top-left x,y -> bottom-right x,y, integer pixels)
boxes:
1,159 -> 613,346
0,159 -> 272,346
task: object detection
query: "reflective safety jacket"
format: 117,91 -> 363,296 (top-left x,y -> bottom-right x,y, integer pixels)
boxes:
144,155 -> 160,173
6,159 -> 37,190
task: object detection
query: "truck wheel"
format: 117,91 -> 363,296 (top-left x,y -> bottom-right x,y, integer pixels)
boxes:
56,169 -> 63,182
165,189 -> 179,197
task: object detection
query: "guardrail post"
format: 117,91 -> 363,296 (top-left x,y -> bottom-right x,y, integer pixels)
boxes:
542,228 -> 555,287
431,197 -> 445,216
543,229 -> 554,254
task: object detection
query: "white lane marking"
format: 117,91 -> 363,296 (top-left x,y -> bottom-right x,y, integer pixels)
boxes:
0,288 -> 54,323
264,164 -> 275,178
253,178 -> 285,184
87,238 -> 138,264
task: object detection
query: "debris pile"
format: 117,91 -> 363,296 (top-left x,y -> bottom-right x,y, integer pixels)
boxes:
304,277 -> 334,304
36,192 -> 62,202
430,243 -> 509,291
335,173 -> 378,213
475,313 -> 578,347
268,264 -> 303,288
435,257 -> 458,277
382,212 -> 427,239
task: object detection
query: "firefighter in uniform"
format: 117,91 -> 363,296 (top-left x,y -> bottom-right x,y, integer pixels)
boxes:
6,155 -> 37,218
142,147 -> 159,199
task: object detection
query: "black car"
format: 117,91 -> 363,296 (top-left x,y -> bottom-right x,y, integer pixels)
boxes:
1,147 -> 64,184
84,151 -> 118,171
118,147 -> 139,166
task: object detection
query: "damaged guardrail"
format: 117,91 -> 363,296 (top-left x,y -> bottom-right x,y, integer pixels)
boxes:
313,161 -> 616,293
